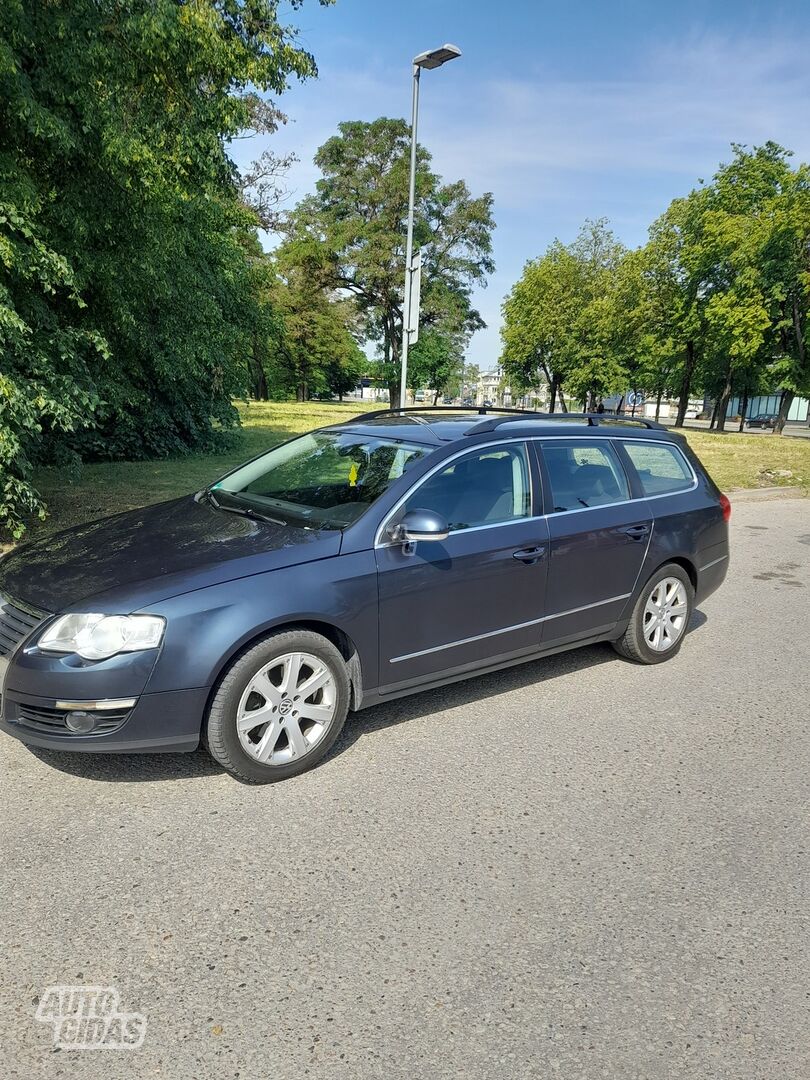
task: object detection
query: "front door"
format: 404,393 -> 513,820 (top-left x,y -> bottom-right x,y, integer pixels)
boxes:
536,439 -> 652,645
375,442 -> 548,693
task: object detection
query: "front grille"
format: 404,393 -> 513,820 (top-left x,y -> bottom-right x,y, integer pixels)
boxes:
15,703 -> 130,736
0,595 -> 48,658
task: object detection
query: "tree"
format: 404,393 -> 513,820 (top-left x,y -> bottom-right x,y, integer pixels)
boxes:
282,119 -> 495,397
265,252 -> 365,402
501,220 -> 632,410
407,328 -> 465,404
645,143 -> 809,432
0,205 -> 105,537
644,186 -> 718,427
0,0 -> 329,536
705,145 -> 809,433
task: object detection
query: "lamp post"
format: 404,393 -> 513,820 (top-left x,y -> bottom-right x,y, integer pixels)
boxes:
399,43 -> 461,410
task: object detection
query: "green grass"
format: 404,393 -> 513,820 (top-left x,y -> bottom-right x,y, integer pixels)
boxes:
11,403 -> 810,548
680,429 -> 810,493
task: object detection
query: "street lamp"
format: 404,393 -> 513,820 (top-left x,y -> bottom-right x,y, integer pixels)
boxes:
399,43 -> 461,410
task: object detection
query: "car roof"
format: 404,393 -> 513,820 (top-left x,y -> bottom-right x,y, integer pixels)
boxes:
327,408 -> 683,447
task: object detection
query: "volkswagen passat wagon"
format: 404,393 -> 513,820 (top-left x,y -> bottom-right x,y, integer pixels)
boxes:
0,409 -> 730,783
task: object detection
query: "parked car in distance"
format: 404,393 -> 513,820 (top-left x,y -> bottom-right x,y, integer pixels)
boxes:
0,408 -> 730,784
683,408 -> 700,419
481,399 -> 493,408
745,413 -> 779,429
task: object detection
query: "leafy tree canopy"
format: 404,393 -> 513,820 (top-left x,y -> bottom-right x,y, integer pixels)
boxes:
282,118 -> 495,394
502,144 -> 809,431
0,0 -> 329,536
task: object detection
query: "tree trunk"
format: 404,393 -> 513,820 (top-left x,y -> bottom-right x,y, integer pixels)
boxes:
655,387 -> 663,421
674,340 -> 696,427
548,374 -> 558,413
738,387 -> 748,432
616,394 -> 625,415
709,399 -> 719,429
432,389 -> 441,406
774,389 -> 794,435
557,382 -> 568,412
249,333 -> 269,400
774,293 -> 807,435
715,369 -> 733,432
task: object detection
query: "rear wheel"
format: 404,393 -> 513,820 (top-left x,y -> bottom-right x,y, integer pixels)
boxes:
206,630 -> 349,783
613,564 -> 694,665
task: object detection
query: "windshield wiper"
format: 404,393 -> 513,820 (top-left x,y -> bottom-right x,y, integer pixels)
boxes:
202,489 -> 286,527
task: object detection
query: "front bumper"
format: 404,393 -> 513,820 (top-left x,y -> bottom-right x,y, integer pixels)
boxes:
0,686 -> 207,753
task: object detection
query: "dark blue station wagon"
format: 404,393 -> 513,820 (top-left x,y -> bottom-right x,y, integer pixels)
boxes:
0,408 -> 730,783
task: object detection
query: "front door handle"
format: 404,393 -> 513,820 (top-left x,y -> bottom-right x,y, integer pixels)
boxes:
622,524 -> 650,540
513,546 -> 546,564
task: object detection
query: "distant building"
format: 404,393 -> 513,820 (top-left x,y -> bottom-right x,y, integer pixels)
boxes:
604,389 -> 809,424
726,394 -> 808,423
475,366 -> 548,409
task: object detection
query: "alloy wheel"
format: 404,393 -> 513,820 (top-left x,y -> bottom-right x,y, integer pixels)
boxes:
643,577 -> 689,652
236,651 -> 337,765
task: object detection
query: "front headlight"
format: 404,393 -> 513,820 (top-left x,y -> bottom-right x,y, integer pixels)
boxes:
39,613 -> 166,661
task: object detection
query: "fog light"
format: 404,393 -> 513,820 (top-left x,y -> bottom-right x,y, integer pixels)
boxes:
65,711 -> 96,734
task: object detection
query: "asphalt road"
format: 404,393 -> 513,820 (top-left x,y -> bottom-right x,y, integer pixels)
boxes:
2,497 -> 809,1080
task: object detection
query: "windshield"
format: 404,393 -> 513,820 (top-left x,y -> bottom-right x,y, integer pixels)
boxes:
212,431 -> 430,530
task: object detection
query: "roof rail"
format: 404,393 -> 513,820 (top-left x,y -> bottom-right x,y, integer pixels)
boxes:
464,412 -> 667,435
350,405 -> 545,422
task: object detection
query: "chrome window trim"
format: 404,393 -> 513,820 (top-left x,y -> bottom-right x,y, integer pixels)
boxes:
375,514 -> 547,549
536,436 -> 698,516
389,591 -> 633,663
374,434 -> 699,547
618,439 -> 698,499
375,438 -> 535,548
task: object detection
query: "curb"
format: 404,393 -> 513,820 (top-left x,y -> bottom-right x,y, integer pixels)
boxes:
727,486 -> 808,502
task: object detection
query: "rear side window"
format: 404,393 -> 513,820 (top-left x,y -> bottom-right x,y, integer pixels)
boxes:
541,442 -> 629,512
622,442 -> 694,496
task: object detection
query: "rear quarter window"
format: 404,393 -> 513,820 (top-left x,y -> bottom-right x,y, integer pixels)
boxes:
622,442 -> 694,496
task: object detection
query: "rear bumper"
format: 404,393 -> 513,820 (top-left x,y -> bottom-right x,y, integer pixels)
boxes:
0,686 -> 206,753
695,549 -> 729,604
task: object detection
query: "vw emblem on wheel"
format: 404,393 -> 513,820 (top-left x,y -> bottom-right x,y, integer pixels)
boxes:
278,697 -> 293,715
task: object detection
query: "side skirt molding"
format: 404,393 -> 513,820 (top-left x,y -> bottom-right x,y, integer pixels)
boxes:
358,627 -> 620,711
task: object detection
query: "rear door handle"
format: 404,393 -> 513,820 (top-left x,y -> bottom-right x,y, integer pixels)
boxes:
513,546 -> 546,563
622,524 -> 650,540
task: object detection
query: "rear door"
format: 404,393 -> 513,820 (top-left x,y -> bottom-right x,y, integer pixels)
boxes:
536,439 -> 652,645
375,441 -> 549,692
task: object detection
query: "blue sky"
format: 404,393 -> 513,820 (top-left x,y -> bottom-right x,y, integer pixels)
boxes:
234,0 -> 810,368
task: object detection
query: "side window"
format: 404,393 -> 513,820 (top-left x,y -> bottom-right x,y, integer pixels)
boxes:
541,441 -> 629,512
401,444 -> 531,532
622,442 -> 694,496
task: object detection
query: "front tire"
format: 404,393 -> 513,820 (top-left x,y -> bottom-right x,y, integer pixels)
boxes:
613,564 -> 694,665
206,629 -> 350,784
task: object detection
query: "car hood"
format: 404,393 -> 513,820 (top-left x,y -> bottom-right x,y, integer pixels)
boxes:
0,496 -> 342,613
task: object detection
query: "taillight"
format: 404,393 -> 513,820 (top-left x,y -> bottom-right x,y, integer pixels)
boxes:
719,493 -> 732,522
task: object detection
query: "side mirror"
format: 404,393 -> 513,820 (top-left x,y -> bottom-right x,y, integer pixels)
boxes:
390,508 -> 449,553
